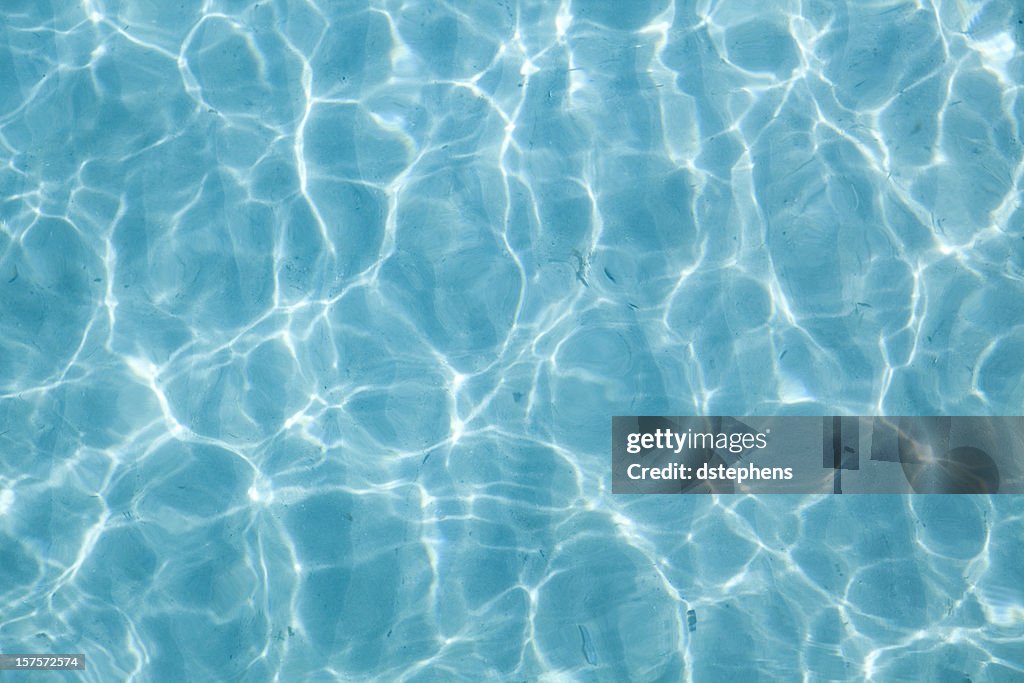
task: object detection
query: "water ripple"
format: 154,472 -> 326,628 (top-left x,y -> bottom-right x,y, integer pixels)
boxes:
1,0 -> 1023,680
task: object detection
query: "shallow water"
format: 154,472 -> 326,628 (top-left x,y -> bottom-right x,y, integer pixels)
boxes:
1,0 -> 1023,680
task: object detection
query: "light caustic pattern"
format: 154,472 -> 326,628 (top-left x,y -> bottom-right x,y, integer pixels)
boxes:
0,0 -> 1023,680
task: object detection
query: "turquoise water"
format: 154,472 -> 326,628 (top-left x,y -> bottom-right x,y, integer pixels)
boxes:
1,0 -> 1023,680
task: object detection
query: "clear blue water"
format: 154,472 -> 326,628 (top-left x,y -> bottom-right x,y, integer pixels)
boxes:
1,0 -> 1023,680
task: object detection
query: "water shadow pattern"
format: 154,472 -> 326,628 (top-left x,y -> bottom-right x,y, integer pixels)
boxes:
1,0 -> 1023,680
